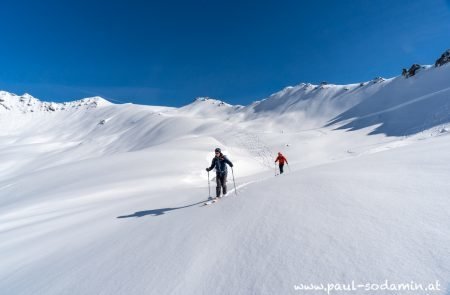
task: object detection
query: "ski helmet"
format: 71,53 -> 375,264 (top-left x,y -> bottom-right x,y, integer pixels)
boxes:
215,148 -> 221,153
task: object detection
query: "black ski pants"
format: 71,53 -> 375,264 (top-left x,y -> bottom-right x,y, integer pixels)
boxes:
216,173 -> 227,197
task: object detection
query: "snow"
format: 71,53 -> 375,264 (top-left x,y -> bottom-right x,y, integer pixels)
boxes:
1,63 -> 450,294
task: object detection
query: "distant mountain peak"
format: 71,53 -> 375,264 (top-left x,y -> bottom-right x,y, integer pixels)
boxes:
0,91 -> 112,113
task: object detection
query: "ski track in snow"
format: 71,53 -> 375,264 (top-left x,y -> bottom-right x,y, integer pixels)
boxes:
222,126 -> 275,169
356,85 -> 450,121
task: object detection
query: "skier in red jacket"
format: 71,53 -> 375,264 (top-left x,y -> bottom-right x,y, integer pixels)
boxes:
275,152 -> 288,174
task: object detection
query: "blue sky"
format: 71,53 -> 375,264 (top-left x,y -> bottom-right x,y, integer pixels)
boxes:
0,0 -> 449,106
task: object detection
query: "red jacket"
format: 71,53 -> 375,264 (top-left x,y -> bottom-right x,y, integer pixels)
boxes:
275,154 -> 288,165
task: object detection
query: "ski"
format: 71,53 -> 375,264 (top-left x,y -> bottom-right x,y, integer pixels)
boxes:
204,199 -> 218,206
203,197 -> 221,206
203,195 -> 227,206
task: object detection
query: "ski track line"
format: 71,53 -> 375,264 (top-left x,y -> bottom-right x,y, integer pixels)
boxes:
357,86 -> 450,120
222,127 -> 275,170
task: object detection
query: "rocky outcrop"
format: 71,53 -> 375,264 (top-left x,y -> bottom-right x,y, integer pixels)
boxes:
402,64 -> 424,78
435,49 -> 450,67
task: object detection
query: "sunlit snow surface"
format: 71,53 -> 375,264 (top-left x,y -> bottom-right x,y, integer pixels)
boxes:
1,65 -> 450,294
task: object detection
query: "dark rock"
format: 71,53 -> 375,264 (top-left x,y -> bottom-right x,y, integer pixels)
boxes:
407,64 -> 421,77
373,77 -> 385,83
402,68 -> 408,77
435,49 -> 450,67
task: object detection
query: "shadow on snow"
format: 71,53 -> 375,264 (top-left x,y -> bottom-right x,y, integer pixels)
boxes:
325,74 -> 450,137
116,199 -> 207,218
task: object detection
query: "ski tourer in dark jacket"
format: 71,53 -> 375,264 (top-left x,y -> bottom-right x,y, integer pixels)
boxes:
206,148 -> 233,198
206,148 -> 233,175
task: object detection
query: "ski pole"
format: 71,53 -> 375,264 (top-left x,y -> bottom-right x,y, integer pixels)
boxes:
287,163 -> 291,172
231,167 -> 237,195
207,170 -> 211,198
274,163 -> 277,176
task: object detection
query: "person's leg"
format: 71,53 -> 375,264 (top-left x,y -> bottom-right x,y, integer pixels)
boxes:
216,174 -> 222,197
279,164 -> 284,174
222,173 -> 228,195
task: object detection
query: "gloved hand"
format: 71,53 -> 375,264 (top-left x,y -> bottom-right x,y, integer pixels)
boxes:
205,168 -> 210,172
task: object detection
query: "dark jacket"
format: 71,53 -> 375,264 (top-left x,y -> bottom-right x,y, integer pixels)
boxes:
208,154 -> 233,174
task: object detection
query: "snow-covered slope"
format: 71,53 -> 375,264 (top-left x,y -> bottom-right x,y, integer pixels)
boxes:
1,53 -> 450,294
